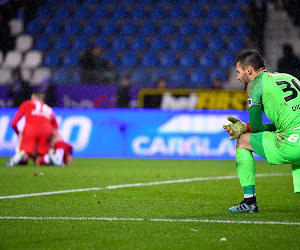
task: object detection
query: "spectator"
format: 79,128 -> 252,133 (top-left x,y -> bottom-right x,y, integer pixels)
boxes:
277,44 -> 300,80
116,75 -> 131,108
40,76 -> 56,107
156,78 -> 168,89
8,68 -> 33,107
248,0 -> 267,55
211,77 -> 223,89
0,12 -> 14,56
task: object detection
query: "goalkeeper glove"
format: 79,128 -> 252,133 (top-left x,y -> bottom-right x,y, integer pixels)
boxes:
223,116 -> 250,140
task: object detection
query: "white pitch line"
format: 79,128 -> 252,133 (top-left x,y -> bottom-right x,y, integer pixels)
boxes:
0,173 -> 290,200
0,216 -> 299,226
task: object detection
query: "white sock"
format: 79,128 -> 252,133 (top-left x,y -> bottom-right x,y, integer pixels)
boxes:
44,154 -> 50,164
244,193 -> 256,199
56,149 -> 65,165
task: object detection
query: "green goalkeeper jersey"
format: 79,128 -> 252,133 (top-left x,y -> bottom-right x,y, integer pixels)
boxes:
247,72 -> 300,132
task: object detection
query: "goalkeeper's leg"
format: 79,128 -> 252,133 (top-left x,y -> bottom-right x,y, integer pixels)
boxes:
292,165 -> 300,193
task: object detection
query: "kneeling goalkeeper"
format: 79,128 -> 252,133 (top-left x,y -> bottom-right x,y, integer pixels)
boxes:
223,50 -> 300,213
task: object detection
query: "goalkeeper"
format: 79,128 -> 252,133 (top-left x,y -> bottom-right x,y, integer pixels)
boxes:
223,50 -> 300,213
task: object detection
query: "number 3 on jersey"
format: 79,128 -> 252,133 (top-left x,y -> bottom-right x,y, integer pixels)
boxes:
276,79 -> 300,102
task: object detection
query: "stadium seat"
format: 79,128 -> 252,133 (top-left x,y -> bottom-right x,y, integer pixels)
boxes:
121,52 -> 137,67
179,22 -> 195,35
159,53 -> 176,67
53,36 -> 70,51
52,69 -> 69,84
65,0 -> 80,4
93,37 -> 109,50
131,6 -> 147,19
151,37 -> 167,51
83,21 -> 99,35
121,21 -> 137,35
207,6 -> 222,19
70,69 -> 81,84
15,35 -> 33,52
73,6 -> 89,20
180,53 -> 196,67
102,21 -> 118,35
208,36 -> 225,52
141,53 -> 158,67
150,68 -> 169,84
22,51 -> 42,68
228,37 -> 244,52
20,68 -> 31,82
71,37 -> 89,51
140,0 -> 155,3
170,37 -> 185,51
43,52 -> 60,67
0,51 -> 3,65
25,20 -> 42,35
170,70 -> 187,87
104,52 -> 119,66
83,0 -> 99,4
150,6 -> 165,19
9,19 -> 24,36
237,22 -> 250,36
219,52 -> 235,68
36,6 -> 52,19
189,70 -> 207,88
112,7 -> 127,19
210,68 -> 227,82
200,52 -> 216,68
159,21 -> 175,35
63,53 -> 79,67
64,21 -> 80,35
94,6 -> 109,19
44,21 -> 61,35
131,37 -> 147,51
111,36 -> 127,51
189,37 -> 206,51
198,21 -> 214,36
227,6 -> 243,19
2,51 -> 22,68
0,68 -> 12,84
217,21 -> 234,36
169,6 -> 184,19
45,0 -> 60,4
159,0 -> 172,3
54,6 -> 70,20
140,21 -> 156,36
188,6 -> 203,19
131,68 -> 148,85
216,0 -> 230,3
121,0 -> 135,4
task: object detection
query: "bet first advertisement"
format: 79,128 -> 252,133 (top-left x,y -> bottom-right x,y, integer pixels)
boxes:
0,108 -> 270,160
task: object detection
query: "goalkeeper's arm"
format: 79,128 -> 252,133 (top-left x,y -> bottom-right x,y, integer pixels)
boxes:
248,105 -> 276,133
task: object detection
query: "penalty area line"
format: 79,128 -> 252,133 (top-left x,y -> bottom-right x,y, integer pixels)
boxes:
0,216 -> 299,226
0,173 -> 290,200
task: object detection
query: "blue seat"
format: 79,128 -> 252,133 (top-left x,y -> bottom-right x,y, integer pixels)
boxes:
53,69 -> 69,84
36,6 -> 52,19
178,0 -> 194,3
237,22 -> 250,36
102,0 -> 116,3
228,37 -> 244,52
131,36 -> 147,51
63,53 -> 79,67
104,52 -> 119,66
169,6 -> 184,19
64,21 -> 80,35
94,6 -> 108,19
150,6 -> 165,19
189,37 -> 206,51
121,52 -> 137,67
198,21 -> 214,36
207,6 -> 222,19
131,6 -> 147,19
189,70 -> 207,88
83,21 -> 98,35
83,0 -> 98,4
53,36 -> 70,51
217,21 -> 234,36
121,21 -> 137,35
102,21 -> 117,35
131,69 -> 148,85
188,6 -> 203,19
235,0 -> 250,3
210,68 -> 227,82
160,21 -> 175,35
44,21 -> 60,35
54,6 -> 70,20
179,22 -> 195,35
140,0 -> 155,3
198,0 -> 210,3
26,20 -> 42,35
208,36 -> 225,52
112,7 -> 127,19
227,6 -> 243,19
70,69 -> 81,84
200,52 -> 216,68
72,37 -> 89,51
150,69 -> 169,84
45,0 -> 60,4
180,53 -> 196,67
93,37 -> 109,50
216,0 -> 230,3
121,0 -> 135,4
151,37 -> 167,51
170,70 -> 187,87
142,53 -> 158,67
34,36 -> 51,50
73,6 -> 89,20
141,21 -> 156,35
112,36 -> 127,51
159,0 -> 172,3
160,53 -> 176,67
43,52 -> 60,67
170,37 -> 185,51
219,52 -> 235,68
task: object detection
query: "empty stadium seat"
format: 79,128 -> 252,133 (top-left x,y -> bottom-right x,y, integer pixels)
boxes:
15,35 -> 33,52
188,6 -> 203,19
83,21 -> 98,35
210,68 -> 227,82
121,52 -> 137,67
141,53 -> 158,67
160,53 -> 176,67
53,69 -> 69,84
102,21 -> 118,35
3,51 -> 22,68
189,37 -> 206,51
0,51 -> 3,65
189,70 -> 207,88
34,35 -> 51,50
22,51 -> 42,68
131,6 -> 147,19
180,53 -> 196,67
219,52 -> 235,68
200,52 -> 216,68
228,37 -> 244,52
217,21 -> 234,36
121,21 -> 137,35
104,52 -> 119,66
94,6 -> 109,19
0,68 -> 12,84
111,36 -> 127,51
44,21 -> 60,35
71,37 -> 89,51
73,6 -> 89,20
53,36 -> 70,51
131,37 -> 147,51
160,21 -> 175,35
237,22 -> 250,36
43,52 -> 60,67
170,37 -> 185,51
131,68 -> 148,85
208,36 -> 225,52
70,69 -> 81,84
112,6 -> 127,19
207,6 -> 222,19
9,19 -> 24,36
179,21 -> 195,35
54,6 -> 70,20
227,6 -> 243,19
63,53 -> 79,67
21,68 -> 31,82
151,37 -> 167,51
36,6 -> 52,19
198,21 -> 214,36
141,21 -> 156,36
150,6 -> 165,19
93,37 -> 109,50
170,70 -> 187,87
26,20 -> 41,35
64,21 -> 80,35
169,6 -> 184,19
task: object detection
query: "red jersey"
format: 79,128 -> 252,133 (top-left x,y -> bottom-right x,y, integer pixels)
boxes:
11,100 -> 58,135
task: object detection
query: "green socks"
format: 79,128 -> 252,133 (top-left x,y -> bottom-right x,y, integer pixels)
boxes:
236,148 -> 256,198
292,165 -> 300,193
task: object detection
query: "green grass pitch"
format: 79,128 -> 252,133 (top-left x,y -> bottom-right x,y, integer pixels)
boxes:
0,157 -> 299,249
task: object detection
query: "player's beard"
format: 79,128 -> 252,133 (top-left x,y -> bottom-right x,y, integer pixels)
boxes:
242,73 -> 251,90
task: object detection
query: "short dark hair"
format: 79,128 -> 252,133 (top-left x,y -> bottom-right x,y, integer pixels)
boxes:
234,50 -> 265,71
32,91 -> 45,101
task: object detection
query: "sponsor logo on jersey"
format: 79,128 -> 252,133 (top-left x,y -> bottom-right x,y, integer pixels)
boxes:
248,98 -> 253,108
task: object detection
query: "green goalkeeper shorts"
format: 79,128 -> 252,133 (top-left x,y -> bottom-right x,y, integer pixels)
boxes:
250,130 -> 300,165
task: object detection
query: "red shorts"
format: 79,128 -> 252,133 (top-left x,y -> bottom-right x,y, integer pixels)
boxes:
20,123 -> 52,155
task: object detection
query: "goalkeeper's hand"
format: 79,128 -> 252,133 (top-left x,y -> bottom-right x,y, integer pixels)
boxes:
223,116 -> 249,140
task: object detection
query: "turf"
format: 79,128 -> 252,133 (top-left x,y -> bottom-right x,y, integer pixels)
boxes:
0,158 -> 299,249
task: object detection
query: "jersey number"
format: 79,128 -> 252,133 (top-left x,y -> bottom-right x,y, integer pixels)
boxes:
276,79 -> 300,102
